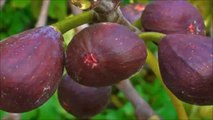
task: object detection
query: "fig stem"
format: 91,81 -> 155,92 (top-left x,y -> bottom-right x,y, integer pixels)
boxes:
138,32 -> 166,43
189,105 -> 199,119
146,49 -> 188,120
70,4 -> 89,32
52,11 -> 94,34
116,79 -> 160,120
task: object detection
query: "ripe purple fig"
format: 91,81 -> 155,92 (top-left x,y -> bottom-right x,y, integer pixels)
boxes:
141,1 -> 205,35
121,3 -> 146,24
58,75 -> 111,118
158,34 -> 213,105
0,26 -> 64,112
65,22 -> 147,87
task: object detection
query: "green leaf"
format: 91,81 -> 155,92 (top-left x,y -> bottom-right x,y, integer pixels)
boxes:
0,110 -> 7,119
48,0 -> 67,20
54,92 -> 75,119
156,102 -> 177,120
151,89 -> 177,119
140,79 -> 162,96
21,109 -> 39,120
0,33 -> 8,40
63,28 -> 75,48
105,109 -> 124,120
147,41 -> 158,53
122,102 -> 135,119
92,114 -> 107,119
199,106 -> 213,120
135,85 -> 150,101
36,95 -> 61,120
11,0 -> 30,8
21,94 -> 63,120
31,0 -> 43,18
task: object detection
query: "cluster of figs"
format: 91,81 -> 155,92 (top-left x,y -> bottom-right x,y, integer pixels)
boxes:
0,0 -> 212,118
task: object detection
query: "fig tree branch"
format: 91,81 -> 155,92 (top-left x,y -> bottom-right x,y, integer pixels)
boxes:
0,0 -> 6,9
70,4 -> 88,32
35,0 -> 51,27
116,79 -> 160,120
189,105 -> 199,119
93,0 -> 141,34
52,0 -> 138,34
52,11 -> 94,34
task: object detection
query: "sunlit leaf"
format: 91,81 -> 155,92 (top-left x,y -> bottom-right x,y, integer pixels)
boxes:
48,0 -> 67,20
11,0 -> 30,8
31,0 -> 43,19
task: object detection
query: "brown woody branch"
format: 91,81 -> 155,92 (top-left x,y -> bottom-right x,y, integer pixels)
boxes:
35,0 -> 51,27
0,0 -> 6,9
70,4 -> 88,32
116,79 -> 160,120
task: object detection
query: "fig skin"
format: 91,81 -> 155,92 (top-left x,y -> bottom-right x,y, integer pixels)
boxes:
141,1 -> 205,35
158,34 -> 213,105
121,3 -> 146,24
58,75 -> 111,118
0,26 -> 64,113
65,22 -> 147,87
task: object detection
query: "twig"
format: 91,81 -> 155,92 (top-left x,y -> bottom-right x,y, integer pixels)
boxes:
189,105 -> 199,119
93,0 -> 141,34
2,113 -> 21,120
70,4 -> 88,32
35,0 -> 51,27
116,79 -> 160,120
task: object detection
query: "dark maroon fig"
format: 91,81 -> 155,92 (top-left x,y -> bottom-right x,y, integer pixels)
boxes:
158,34 -> 213,105
65,22 -> 147,87
58,75 -> 111,118
0,26 -> 64,113
121,3 -> 146,24
141,1 -> 205,35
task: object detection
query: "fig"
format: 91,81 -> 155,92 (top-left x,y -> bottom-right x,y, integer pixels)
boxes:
158,34 -> 213,105
141,1 -> 205,35
57,75 -> 111,118
65,22 -> 147,87
0,26 -> 64,112
121,3 -> 146,24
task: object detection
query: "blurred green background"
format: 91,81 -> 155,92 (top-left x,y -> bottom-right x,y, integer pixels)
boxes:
0,0 -> 212,120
